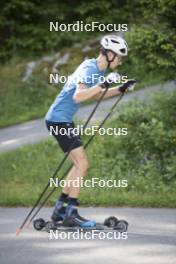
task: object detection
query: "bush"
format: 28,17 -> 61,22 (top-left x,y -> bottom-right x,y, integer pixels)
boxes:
90,90 -> 176,191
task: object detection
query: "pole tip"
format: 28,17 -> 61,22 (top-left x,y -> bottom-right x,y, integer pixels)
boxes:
16,228 -> 21,236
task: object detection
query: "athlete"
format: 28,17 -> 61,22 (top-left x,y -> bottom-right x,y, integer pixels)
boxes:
45,35 -> 135,227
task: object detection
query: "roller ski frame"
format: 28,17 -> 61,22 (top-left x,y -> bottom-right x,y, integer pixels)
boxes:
33,216 -> 128,233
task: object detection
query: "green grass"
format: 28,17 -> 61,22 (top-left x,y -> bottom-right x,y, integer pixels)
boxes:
0,124 -> 175,208
0,58 -> 56,128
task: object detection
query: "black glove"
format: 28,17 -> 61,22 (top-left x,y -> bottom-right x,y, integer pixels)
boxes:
118,79 -> 137,93
100,72 -> 120,89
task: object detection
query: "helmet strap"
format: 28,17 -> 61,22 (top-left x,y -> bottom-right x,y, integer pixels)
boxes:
101,48 -> 117,68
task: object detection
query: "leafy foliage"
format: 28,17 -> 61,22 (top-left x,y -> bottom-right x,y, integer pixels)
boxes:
0,0 -> 175,77
92,90 -> 176,189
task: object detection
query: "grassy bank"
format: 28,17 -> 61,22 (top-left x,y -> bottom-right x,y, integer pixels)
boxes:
0,90 -> 176,207
0,138 -> 175,208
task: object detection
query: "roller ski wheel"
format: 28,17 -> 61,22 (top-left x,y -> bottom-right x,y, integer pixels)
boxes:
115,220 -> 128,232
45,221 -> 57,233
104,216 -> 118,228
33,218 -> 46,231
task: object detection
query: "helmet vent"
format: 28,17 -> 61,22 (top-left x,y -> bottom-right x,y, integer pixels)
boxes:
111,40 -> 120,44
120,48 -> 125,53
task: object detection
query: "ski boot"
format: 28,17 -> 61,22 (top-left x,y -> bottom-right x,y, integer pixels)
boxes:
51,205 -> 66,222
63,207 -> 96,228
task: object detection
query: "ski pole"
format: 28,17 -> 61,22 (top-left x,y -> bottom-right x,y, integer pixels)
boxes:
28,93 -> 125,223
16,88 -> 109,236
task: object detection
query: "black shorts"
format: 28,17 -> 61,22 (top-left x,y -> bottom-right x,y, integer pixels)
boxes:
46,120 -> 83,153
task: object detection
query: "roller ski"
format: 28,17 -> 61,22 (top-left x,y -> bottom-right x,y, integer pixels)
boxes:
33,207 -> 128,233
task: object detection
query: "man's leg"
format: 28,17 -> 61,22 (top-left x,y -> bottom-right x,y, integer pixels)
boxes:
62,147 -> 95,227
51,146 -> 89,222
63,146 -> 89,197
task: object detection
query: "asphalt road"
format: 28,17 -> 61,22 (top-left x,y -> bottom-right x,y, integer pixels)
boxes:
0,81 -> 175,152
0,207 -> 175,264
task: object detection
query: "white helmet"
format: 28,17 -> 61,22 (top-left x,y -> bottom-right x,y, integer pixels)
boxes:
101,35 -> 128,56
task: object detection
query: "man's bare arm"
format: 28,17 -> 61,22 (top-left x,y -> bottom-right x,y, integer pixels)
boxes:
92,86 -> 122,100
73,83 -> 102,103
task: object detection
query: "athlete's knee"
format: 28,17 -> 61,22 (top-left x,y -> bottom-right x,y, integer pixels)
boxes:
77,158 -> 89,173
